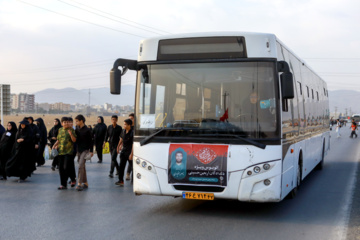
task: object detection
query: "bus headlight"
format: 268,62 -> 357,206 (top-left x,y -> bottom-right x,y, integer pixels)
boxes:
135,157 -> 156,174
263,164 -> 270,170
253,166 -> 261,173
242,161 -> 276,179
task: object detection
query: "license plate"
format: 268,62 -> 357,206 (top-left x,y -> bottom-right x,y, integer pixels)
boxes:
182,192 -> 214,200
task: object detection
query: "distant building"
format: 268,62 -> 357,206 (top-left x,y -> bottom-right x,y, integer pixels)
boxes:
11,92 -> 35,113
0,84 -> 11,115
74,103 -> 86,111
104,103 -> 112,110
51,102 -> 71,112
37,103 -> 50,112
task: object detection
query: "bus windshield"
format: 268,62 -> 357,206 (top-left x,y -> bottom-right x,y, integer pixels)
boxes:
135,61 -> 280,142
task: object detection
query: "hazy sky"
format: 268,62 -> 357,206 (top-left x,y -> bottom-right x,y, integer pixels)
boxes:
1,0 -> 359,94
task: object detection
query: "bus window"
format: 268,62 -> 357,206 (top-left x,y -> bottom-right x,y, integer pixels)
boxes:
306,86 -> 309,98
297,82 -> 302,95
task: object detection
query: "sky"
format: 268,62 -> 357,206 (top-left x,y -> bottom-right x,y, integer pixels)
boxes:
1,0 -> 360,94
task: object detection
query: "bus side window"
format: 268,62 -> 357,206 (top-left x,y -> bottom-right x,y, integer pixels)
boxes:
297,82 -> 302,95
306,86 -> 309,98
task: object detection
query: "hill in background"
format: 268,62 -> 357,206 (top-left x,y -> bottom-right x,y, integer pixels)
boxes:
34,85 -> 135,106
33,87 -> 360,115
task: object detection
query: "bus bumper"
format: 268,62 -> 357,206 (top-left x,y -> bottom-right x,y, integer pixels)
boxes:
134,159 -> 282,202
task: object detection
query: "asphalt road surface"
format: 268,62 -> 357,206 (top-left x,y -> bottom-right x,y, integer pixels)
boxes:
1,126 -> 360,240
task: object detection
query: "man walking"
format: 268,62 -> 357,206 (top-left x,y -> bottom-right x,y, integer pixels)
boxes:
336,119 -> 341,138
350,120 -> 358,138
93,116 -> 107,163
104,115 -> 122,178
126,113 -> 135,181
53,117 -> 77,190
67,117 -> 77,186
115,119 -> 134,186
74,115 -> 93,191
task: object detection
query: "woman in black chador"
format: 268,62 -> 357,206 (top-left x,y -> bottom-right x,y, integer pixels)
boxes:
0,122 -> 17,180
6,120 -> 34,182
35,118 -> 47,166
48,118 -> 61,170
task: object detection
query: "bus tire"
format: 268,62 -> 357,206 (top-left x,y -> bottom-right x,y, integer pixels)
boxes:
289,157 -> 302,199
316,141 -> 325,170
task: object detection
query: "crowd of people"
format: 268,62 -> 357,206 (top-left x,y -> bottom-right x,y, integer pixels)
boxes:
0,113 -> 134,191
330,118 -> 358,139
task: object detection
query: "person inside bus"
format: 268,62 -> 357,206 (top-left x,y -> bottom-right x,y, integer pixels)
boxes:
240,91 -> 274,138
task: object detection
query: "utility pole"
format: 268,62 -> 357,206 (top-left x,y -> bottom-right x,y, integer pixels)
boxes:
335,106 -> 338,119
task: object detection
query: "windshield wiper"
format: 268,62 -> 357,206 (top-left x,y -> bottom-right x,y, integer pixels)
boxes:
139,127 -> 207,146
197,134 -> 266,149
140,129 -> 266,149
140,128 -> 167,146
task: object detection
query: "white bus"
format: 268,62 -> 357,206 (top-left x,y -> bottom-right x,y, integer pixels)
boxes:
110,32 -> 330,202
351,114 -> 360,124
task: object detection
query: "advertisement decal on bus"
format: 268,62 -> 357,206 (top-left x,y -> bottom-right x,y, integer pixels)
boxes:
168,144 -> 228,186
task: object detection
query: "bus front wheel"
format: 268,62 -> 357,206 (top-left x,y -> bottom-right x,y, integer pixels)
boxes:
288,161 -> 302,199
316,141 -> 325,170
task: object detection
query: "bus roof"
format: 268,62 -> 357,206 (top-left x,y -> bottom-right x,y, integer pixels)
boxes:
137,31 -> 321,83
138,31 -> 278,61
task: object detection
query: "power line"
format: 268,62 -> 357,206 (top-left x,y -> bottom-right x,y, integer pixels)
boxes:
304,58 -> 360,61
319,72 -> 360,74
0,63 -> 108,76
9,72 -> 106,84
321,75 -> 360,77
0,54 -> 138,75
67,0 -> 172,35
17,0 -> 147,38
57,0 -> 168,36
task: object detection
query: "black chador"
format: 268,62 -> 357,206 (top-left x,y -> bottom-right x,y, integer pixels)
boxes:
6,120 -> 34,181
0,122 -> 17,180
35,118 -> 48,166
26,117 -> 40,171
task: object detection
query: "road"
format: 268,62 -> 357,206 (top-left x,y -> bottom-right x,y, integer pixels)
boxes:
1,126 -> 360,240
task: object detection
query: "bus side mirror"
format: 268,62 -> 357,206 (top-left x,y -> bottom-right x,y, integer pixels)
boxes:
110,67 -> 121,95
281,72 -> 294,99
